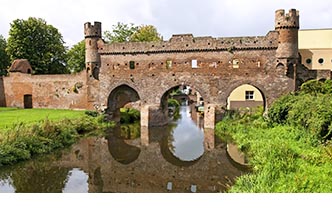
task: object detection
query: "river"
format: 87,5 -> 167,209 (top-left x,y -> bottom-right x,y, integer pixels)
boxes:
0,105 -> 246,193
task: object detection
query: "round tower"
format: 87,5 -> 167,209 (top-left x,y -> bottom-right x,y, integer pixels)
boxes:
275,9 -> 299,60
84,21 -> 102,79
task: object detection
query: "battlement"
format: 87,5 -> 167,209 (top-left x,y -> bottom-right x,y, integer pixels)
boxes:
84,21 -> 102,38
275,9 -> 299,30
99,31 -> 279,55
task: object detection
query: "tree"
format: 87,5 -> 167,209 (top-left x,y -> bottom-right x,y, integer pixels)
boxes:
6,17 -> 68,74
104,22 -> 138,43
104,22 -> 162,43
66,40 -> 85,73
0,35 -> 10,75
131,25 -> 162,42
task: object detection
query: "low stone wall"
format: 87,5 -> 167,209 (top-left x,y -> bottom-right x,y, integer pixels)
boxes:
3,72 -> 89,109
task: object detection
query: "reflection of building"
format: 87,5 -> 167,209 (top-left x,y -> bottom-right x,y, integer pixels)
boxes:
299,29 -> 332,71
227,84 -> 263,110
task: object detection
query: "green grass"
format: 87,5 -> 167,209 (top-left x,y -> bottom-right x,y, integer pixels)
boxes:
0,108 -> 85,130
0,108 -> 114,166
216,115 -> 332,192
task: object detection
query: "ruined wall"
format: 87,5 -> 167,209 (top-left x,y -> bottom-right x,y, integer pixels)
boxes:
0,76 -> 5,107
3,72 -> 88,109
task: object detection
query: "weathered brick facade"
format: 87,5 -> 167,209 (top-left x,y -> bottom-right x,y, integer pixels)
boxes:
2,9 -> 330,128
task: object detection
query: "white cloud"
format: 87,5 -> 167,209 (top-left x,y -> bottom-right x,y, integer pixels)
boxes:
0,0 -> 331,47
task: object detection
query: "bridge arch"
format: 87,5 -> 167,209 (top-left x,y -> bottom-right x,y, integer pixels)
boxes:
106,84 -> 141,123
225,80 -> 267,111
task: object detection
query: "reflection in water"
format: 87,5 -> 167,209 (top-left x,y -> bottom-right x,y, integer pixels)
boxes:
0,178 -> 15,193
169,106 -> 204,161
0,103 -> 247,193
62,168 -> 88,193
108,125 -> 141,165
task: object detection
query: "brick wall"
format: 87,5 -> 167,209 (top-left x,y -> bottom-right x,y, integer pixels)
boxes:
3,72 -> 89,109
0,76 -> 5,107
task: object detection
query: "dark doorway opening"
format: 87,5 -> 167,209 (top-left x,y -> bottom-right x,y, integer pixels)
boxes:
24,94 -> 33,109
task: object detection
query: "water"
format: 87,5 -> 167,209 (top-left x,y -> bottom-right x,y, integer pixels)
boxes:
0,105 -> 246,193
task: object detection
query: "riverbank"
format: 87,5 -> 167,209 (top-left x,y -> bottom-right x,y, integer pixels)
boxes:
0,108 -> 114,166
216,80 -> 332,192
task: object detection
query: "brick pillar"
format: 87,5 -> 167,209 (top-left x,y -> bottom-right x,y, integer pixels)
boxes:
204,104 -> 216,129
141,105 -> 150,127
140,104 -> 168,127
204,128 -> 215,150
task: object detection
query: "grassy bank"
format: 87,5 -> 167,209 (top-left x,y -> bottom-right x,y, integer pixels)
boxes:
0,108 -> 114,166
217,117 -> 332,192
216,80 -> 332,192
0,108 -> 86,130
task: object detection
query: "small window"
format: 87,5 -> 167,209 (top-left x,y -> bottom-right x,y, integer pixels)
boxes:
129,61 -> 135,69
166,60 -> 172,69
245,91 -> 254,100
306,58 -> 312,64
192,59 -> 197,68
318,58 -> 324,64
232,59 -> 239,68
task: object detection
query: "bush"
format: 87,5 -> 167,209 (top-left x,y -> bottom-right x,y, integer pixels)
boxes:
268,80 -> 332,141
0,116 -> 114,166
120,108 -> 140,124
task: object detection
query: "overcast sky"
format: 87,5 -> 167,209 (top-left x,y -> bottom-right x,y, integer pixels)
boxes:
1,0 -> 331,47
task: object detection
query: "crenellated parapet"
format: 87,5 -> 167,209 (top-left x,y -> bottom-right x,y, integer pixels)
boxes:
275,9 -> 299,30
97,31 -> 279,55
84,22 -> 102,38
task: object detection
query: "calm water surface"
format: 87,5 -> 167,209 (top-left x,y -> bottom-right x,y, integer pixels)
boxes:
0,105 -> 246,193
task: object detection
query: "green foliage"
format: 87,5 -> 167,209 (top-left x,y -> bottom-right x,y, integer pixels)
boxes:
0,115 -> 114,166
268,80 -> 332,141
216,117 -> 332,192
66,40 -> 85,73
85,110 -> 99,117
300,79 -> 332,95
130,25 -> 162,42
120,123 -> 140,139
0,35 -> 10,75
120,108 -> 140,124
167,98 -> 180,108
6,17 -> 68,74
168,98 -> 180,119
104,22 -> 162,43
104,22 -> 138,43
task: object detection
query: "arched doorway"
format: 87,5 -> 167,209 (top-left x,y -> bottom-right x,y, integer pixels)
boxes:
107,84 -> 140,123
227,84 -> 265,111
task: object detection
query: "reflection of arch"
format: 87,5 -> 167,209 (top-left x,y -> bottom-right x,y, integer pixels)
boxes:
150,126 -> 203,167
107,127 -> 141,165
225,81 -> 266,111
107,84 -> 140,120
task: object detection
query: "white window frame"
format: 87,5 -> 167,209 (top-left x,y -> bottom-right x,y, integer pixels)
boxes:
245,91 -> 254,100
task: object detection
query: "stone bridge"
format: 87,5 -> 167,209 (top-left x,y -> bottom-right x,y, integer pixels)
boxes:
2,9 -> 330,129
84,9 -> 329,129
